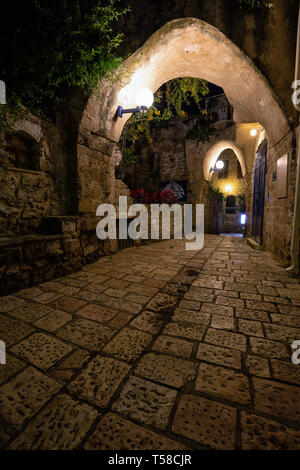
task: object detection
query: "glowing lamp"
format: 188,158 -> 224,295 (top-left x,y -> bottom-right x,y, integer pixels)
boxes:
240,214 -> 246,225
250,129 -> 257,137
225,184 -> 232,193
215,160 -> 224,170
117,88 -> 154,118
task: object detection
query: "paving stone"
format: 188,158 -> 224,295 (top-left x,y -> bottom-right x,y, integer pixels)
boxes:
68,356 -> 130,407
103,279 -> 130,290
245,300 -> 276,312
16,287 -> 45,299
201,303 -> 233,316
264,323 -> 300,342
11,332 -> 73,370
172,394 -> 236,449
270,313 -> 300,327
135,352 -> 196,388
9,302 -> 54,323
0,366 -> 61,429
103,288 -> 127,298
84,412 -> 188,450
56,318 -> 116,351
211,314 -> 235,330
250,337 -> 289,359
76,303 -> 118,323
193,279 -> 224,289
224,281 -> 257,294
112,376 -> 177,430
73,290 -> 109,303
253,377 -> 300,422
9,393 -> 97,450
195,362 -> 251,404
49,296 -> 87,312
33,309 -> 72,331
241,412 -> 300,450
0,314 -> 34,347
238,319 -> 264,337
173,308 -> 210,327
109,311 -> 133,328
130,310 -> 164,334
270,359 -> 300,385
235,308 -> 269,322
33,291 -> 64,304
216,296 -> 245,308
257,286 -> 278,296
215,289 -> 239,298
197,343 -> 241,370
178,299 -> 201,311
184,287 -> 214,303
0,353 -> 26,385
152,335 -> 193,358
205,328 -> 247,352
0,295 -> 26,312
240,293 -> 263,301
146,293 -> 178,312
103,327 -> 153,363
246,355 -> 270,377
104,297 -> 142,314
163,322 -> 205,341
50,349 -> 91,381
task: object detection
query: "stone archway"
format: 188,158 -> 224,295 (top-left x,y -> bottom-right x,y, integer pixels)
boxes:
203,140 -> 247,181
77,17 -> 289,214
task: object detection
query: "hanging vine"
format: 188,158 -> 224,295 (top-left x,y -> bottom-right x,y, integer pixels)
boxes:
120,77 -> 210,166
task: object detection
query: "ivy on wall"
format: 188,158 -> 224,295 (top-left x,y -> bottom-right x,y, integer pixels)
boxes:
121,77 -> 210,166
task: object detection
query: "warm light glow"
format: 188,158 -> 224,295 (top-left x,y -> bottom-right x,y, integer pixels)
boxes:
240,214 -> 246,225
225,184 -> 232,193
215,160 -> 224,170
250,129 -> 257,137
135,88 -> 154,108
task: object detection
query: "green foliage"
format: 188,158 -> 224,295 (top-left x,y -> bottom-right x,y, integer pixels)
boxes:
237,193 -> 246,212
207,183 -> 224,201
122,146 -> 139,166
121,77 -> 210,165
0,0 -> 129,120
187,118 -> 216,144
237,0 -> 273,10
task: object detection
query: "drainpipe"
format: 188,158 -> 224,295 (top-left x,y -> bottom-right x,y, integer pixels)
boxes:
287,2 -> 300,275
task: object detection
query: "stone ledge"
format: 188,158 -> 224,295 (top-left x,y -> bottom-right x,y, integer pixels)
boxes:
247,237 -> 263,250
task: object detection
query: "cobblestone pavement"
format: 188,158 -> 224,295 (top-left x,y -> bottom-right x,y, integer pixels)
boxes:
1,235 -> 300,450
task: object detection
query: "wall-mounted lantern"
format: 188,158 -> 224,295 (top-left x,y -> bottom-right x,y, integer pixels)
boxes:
117,88 -> 154,118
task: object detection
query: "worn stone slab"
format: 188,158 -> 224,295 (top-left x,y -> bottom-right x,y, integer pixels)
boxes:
245,300 -> 276,312
249,337 -> 289,359
33,310 -> 72,331
205,328 -> 247,352
270,359 -> 300,385
135,352 -> 196,388
264,323 -> 300,342
0,353 -> 26,385
109,311 -> 133,329
0,366 -> 61,429
33,291 -> 64,304
152,335 -> 193,358
130,310 -> 164,334
9,393 -> 97,450
246,356 -> 270,378
238,319 -> 264,337
163,322 -> 205,341
241,412 -> 300,450
173,308 -> 210,327
253,377 -> 300,423
146,293 -> 178,312
9,302 -> 53,323
103,327 -> 152,363
178,299 -> 201,311
193,279 -> 224,289
184,287 -> 213,303
68,355 -> 130,407
216,296 -> 245,308
211,314 -> 235,330
201,303 -> 234,316
84,412 -> 188,450
11,332 -> 73,370
196,362 -> 251,405
56,318 -> 116,351
50,349 -> 91,382
76,303 -> 118,323
235,308 -> 269,322
49,296 -> 87,313
270,313 -> 300,327
197,343 -> 241,370
112,376 -> 177,430
172,394 -> 236,449
0,295 -> 26,312
0,314 -> 34,347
